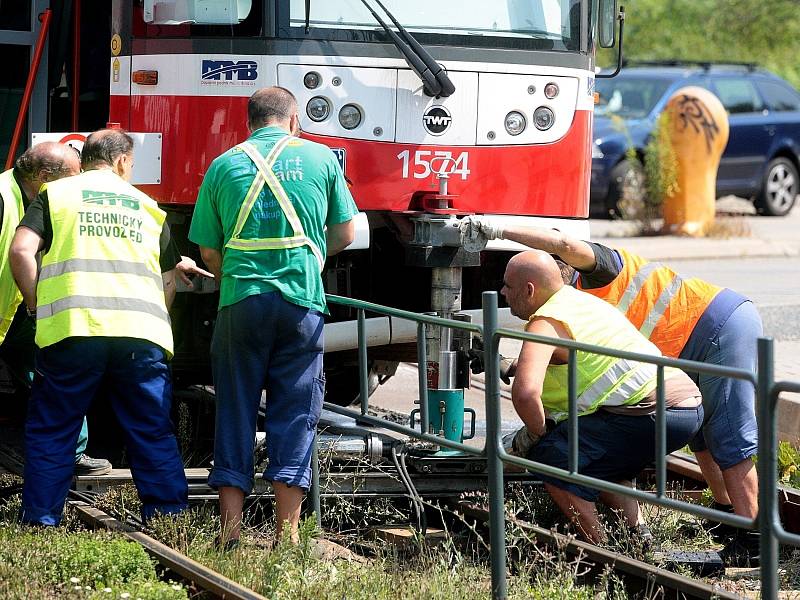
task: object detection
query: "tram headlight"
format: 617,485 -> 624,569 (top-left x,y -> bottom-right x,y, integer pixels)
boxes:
303,71 -> 322,90
533,106 -> 555,131
504,111 -> 527,136
544,82 -> 560,99
338,104 -> 363,130
306,96 -> 331,122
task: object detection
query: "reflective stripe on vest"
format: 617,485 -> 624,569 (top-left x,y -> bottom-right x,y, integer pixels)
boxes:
639,273 -> 683,338
616,262 -> 661,313
225,138 -> 326,270
38,295 -> 169,321
0,169 -> 25,344
39,258 -> 164,289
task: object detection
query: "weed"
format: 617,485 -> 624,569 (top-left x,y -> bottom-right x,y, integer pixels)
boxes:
0,524 -> 187,599
778,441 -> 800,489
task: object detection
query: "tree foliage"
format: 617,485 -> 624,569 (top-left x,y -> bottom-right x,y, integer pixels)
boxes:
600,0 -> 800,89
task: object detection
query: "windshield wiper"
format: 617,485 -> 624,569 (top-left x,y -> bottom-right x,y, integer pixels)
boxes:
359,0 -> 455,98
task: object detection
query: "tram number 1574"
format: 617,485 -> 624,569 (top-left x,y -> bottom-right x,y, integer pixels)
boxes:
397,150 -> 471,181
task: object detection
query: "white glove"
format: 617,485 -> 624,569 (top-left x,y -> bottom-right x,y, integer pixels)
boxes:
459,216 -> 505,252
474,217 -> 504,241
501,425 -> 541,458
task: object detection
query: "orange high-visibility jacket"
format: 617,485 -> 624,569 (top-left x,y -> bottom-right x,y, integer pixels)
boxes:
576,249 -> 721,358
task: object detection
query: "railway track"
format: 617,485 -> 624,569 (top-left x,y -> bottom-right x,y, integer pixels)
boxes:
454,501 -> 742,600
68,496 -> 267,600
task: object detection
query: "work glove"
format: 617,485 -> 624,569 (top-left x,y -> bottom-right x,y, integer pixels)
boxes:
468,338 -> 515,385
460,215 -> 504,240
501,425 -> 541,458
473,216 -> 504,241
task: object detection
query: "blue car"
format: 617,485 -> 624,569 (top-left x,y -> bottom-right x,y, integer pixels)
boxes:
591,62 -> 800,217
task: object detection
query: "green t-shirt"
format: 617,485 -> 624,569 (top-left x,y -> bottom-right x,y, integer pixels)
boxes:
189,126 -> 357,313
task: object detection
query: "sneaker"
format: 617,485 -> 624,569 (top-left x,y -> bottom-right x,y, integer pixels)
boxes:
718,530 -> 760,568
74,454 -> 112,476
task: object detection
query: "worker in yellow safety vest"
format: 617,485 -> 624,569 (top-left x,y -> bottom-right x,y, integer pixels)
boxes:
499,250 -> 703,544
465,219 -> 762,566
0,142 -> 111,475
9,129 -> 190,526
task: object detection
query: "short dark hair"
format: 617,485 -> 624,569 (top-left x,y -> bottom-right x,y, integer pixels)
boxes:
14,142 -> 77,183
81,129 -> 134,169
248,87 -> 297,130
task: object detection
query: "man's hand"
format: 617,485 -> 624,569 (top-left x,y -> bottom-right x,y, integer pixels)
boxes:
467,340 -> 515,385
175,256 -> 214,288
474,217 -> 504,241
501,425 -> 541,458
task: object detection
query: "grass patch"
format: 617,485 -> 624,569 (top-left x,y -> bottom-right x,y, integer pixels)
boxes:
0,524 -> 186,599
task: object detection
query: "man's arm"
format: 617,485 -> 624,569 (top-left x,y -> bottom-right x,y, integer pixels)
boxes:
162,269 -> 177,310
198,247 -> 223,281
9,226 -> 45,311
326,220 -> 355,256
510,317 -> 559,437
501,226 -> 597,272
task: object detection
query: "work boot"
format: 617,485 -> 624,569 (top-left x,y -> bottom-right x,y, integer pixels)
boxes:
718,530 -> 760,568
705,501 -> 738,544
74,454 -> 112,476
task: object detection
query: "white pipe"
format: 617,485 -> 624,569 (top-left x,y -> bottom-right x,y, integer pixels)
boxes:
323,307 -> 517,352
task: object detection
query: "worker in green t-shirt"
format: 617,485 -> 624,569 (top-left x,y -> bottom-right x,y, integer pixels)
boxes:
189,86 -> 357,548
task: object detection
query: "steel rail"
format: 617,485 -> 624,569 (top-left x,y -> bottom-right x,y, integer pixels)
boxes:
69,500 -> 267,600
455,502 -> 741,600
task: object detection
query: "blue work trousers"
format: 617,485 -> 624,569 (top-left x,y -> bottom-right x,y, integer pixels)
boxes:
21,337 -> 188,525
208,292 -> 324,494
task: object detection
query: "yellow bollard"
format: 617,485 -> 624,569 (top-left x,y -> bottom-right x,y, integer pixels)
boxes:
662,86 -> 729,236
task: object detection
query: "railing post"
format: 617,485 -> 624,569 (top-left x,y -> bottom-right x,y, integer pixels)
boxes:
757,337 -> 777,599
567,349 -> 578,474
417,322 -> 429,434
483,291 -> 507,600
655,366 -> 666,497
310,430 -> 321,527
358,309 -> 369,415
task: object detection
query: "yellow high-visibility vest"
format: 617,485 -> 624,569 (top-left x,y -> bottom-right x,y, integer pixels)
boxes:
224,136 -> 325,270
35,169 -> 173,356
0,169 -> 25,343
533,286 -> 675,422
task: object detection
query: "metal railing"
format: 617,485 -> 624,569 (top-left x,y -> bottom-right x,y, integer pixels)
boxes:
312,291 -> 798,600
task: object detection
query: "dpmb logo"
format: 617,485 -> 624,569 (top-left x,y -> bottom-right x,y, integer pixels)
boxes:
422,105 -> 452,136
201,60 -> 258,86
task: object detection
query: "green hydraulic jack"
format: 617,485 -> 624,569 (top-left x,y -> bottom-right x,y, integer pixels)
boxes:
412,267 -> 476,453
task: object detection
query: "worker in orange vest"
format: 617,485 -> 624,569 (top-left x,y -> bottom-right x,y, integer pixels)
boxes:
465,218 -> 761,567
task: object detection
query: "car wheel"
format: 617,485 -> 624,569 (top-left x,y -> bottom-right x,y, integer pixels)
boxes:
606,159 -> 646,218
755,157 -> 798,216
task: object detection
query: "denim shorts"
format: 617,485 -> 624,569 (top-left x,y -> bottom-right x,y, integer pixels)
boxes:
530,405 -> 704,502
688,301 -> 761,469
208,292 -> 324,494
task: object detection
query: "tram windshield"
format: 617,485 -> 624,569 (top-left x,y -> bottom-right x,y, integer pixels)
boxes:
288,0 -> 584,51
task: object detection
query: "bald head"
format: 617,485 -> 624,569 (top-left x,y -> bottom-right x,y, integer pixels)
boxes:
502,250 -> 565,318
14,142 -> 81,199
248,86 -> 299,132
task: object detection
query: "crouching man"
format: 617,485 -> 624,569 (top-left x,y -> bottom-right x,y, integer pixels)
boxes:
501,251 -> 703,542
